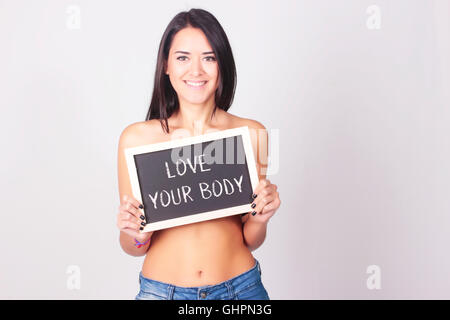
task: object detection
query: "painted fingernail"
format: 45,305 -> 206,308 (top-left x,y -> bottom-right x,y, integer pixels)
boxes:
141,221 -> 146,226
251,211 -> 257,216
251,203 -> 256,208
139,227 -> 143,230
139,204 -> 144,209
140,215 -> 145,220
252,194 -> 257,199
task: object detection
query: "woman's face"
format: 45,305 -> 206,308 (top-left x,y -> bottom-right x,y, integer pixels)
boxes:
166,27 -> 220,106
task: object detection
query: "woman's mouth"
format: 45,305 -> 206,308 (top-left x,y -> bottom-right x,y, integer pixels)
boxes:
184,80 -> 208,89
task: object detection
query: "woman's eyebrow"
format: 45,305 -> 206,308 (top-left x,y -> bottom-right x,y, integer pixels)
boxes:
174,50 -> 215,55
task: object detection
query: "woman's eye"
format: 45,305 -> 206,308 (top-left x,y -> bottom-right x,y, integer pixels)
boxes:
176,56 -> 216,62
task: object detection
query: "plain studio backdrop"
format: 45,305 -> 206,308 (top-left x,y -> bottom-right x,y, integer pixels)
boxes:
0,0 -> 449,299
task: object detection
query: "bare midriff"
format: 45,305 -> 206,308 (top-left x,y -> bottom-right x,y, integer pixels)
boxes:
141,215 -> 255,287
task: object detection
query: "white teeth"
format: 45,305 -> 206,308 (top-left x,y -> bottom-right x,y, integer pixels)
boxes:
186,81 -> 206,87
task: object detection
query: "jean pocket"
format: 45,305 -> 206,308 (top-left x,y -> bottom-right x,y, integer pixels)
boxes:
136,290 -> 167,300
234,280 -> 268,300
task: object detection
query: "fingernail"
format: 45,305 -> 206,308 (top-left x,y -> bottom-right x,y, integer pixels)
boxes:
251,211 -> 257,216
140,215 -> 145,220
141,221 -> 146,226
251,203 -> 256,208
139,204 -> 144,209
139,227 -> 143,230
252,194 -> 257,199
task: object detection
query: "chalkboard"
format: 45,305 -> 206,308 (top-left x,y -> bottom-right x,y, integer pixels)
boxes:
124,126 -> 259,232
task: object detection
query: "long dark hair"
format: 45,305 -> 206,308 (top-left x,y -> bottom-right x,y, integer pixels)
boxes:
145,8 -> 237,134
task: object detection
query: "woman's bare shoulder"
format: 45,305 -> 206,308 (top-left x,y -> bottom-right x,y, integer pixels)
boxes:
119,119 -> 166,147
225,111 -> 266,130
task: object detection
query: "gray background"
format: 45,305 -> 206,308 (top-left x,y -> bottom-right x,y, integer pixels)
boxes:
0,0 -> 449,299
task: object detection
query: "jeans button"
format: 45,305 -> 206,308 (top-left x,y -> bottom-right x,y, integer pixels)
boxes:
200,292 -> 207,299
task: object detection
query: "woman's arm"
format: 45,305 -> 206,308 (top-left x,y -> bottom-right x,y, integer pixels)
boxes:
241,120 -> 281,251
241,120 -> 269,251
119,228 -> 153,257
117,123 -> 154,257
243,218 -> 268,252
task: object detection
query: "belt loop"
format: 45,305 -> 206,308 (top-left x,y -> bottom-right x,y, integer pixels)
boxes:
167,284 -> 175,300
225,281 -> 235,299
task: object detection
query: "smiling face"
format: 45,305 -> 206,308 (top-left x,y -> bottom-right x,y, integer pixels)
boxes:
165,27 -> 220,107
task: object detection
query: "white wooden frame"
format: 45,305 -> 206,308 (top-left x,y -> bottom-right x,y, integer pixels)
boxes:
124,126 -> 260,232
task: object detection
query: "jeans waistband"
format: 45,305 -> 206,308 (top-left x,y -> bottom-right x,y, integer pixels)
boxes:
138,258 -> 262,294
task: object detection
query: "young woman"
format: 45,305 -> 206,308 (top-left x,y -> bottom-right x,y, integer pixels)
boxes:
116,8 -> 281,300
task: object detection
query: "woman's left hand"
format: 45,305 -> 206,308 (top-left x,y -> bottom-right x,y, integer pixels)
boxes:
248,178 -> 281,224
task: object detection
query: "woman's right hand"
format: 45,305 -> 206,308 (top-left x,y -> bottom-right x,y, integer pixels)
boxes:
117,194 -> 153,243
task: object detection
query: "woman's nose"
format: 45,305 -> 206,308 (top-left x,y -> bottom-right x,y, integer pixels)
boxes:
190,58 -> 204,75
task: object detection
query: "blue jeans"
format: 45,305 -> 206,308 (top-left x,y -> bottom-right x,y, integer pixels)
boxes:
135,258 -> 270,300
